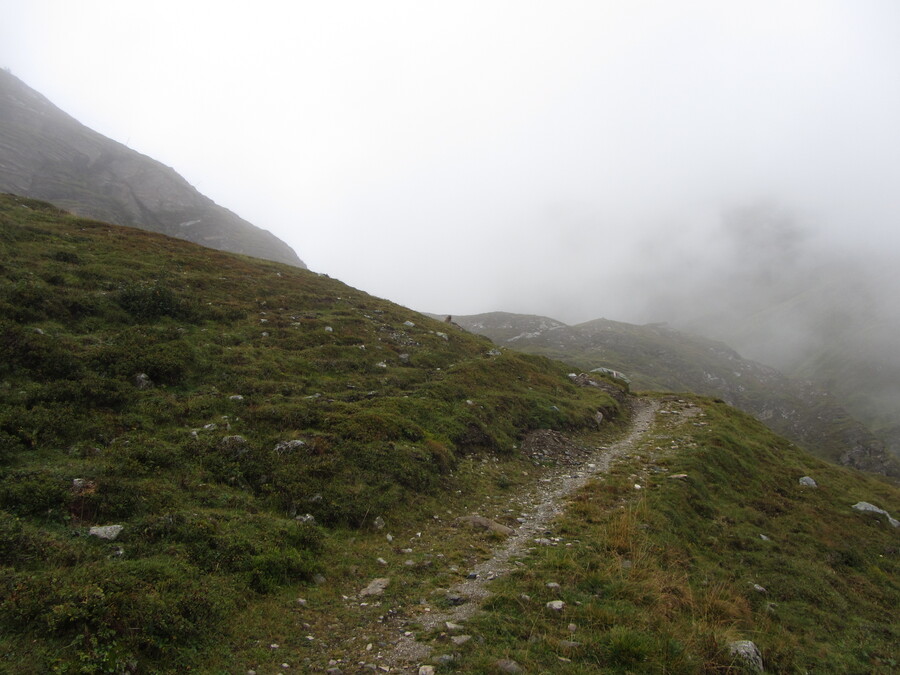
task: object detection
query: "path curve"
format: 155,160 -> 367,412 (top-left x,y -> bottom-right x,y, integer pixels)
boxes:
378,397 -> 660,672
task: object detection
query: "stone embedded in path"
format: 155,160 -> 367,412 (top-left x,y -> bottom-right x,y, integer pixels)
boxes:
456,515 -> 514,536
851,501 -> 899,527
359,578 -> 390,598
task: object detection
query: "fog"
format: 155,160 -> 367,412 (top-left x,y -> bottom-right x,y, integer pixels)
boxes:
2,1 -> 900,335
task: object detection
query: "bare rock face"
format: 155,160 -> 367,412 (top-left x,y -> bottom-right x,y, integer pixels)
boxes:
0,69 -> 305,268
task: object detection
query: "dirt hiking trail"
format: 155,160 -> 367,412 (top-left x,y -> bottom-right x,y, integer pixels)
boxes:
370,397 -> 661,673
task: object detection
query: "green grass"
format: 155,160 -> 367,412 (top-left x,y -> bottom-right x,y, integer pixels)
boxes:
2,194 -> 897,673
0,194 -> 619,671
441,396 -> 900,673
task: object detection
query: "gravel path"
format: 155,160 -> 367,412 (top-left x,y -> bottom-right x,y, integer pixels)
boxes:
376,397 -> 660,672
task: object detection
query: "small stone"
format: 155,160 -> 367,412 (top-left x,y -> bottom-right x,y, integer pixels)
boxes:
450,635 -> 471,646
324,326 -> 333,332
418,667 -> 435,675
447,594 -> 466,606
546,582 -> 560,589
219,435 -> 249,457
376,558 -> 387,566
386,534 -> 393,543
799,476 -> 817,487
759,534 -> 771,541
374,516 -> 386,530
132,373 -> 153,390
229,394 -> 245,401
274,439 -> 306,454
546,600 -> 565,611
89,524 -> 123,540
851,501 -> 900,527
669,473 -> 689,479
752,584 -> 767,594
404,321 -> 416,327
359,578 -> 390,597
445,621 -> 463,632
567,623 -> 578,632
456,515 -> 514,536
313,573 -> 326,585
495,659 -> 522,674
728,640 -> 764,672
296,598 -> 307,606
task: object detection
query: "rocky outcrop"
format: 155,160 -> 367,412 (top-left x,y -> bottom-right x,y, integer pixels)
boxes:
0,70 -> 305,268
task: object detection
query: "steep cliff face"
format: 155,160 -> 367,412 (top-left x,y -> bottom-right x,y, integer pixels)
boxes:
449,312 -> 899,476
0,69 -> 305,267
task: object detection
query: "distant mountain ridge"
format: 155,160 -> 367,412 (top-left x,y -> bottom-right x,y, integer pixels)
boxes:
0,69 -> 305,267
447,311 -> 900,477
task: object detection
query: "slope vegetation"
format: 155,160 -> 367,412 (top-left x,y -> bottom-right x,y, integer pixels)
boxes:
440,395 -> 900,674
0,194 -> 618,672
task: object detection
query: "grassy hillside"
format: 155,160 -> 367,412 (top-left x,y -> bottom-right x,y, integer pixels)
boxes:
443,396 -> 900,674
0,194 -> 620,672
1,195 -> 897,674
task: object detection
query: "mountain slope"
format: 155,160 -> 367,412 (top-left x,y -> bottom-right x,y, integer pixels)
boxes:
436,395 -> 900,674
448,311 -> 899,477
0,194 -> 619,671
0,69 -> 305,267
1,197 -> 897,673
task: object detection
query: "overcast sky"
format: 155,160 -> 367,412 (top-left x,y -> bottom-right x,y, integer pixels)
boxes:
2,1 -> 899,323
